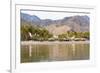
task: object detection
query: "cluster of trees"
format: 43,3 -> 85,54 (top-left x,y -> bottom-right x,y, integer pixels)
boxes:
58,31 -> 89,41
21,24 -> 53,41
21,24 -> 89,41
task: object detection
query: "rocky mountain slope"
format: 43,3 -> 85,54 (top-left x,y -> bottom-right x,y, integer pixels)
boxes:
21,13 -> 89,35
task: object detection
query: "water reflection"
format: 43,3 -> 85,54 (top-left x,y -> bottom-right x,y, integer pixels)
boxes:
72,41 -> 75,56
21,42 -> 89,63
29,45 -> 32,57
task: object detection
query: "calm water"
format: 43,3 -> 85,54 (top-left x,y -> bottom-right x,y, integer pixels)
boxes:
21,42 -> 89,63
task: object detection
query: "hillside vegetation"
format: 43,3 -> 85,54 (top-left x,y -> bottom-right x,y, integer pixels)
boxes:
21,13 -> 90,41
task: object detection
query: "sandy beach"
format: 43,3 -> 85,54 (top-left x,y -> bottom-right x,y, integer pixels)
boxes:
21,41 -> 89,45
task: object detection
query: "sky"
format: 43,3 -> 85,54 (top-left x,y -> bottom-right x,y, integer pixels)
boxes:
21,10 -> 90,20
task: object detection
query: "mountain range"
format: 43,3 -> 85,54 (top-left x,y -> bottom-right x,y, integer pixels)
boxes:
21,13 -> 89,35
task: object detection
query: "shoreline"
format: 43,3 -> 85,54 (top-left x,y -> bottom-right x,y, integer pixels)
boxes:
21,41 -> 89,45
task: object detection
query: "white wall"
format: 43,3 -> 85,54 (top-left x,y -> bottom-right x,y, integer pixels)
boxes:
0,0 -> 100,73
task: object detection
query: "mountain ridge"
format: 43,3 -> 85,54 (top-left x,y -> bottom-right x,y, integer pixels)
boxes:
21,12 -> 89,33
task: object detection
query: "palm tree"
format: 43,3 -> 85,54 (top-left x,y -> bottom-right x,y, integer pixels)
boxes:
28,32 -> 32,40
